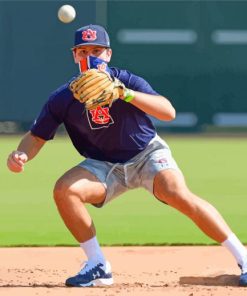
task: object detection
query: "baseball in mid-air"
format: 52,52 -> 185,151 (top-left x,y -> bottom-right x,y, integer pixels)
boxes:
58,5 -> 76,23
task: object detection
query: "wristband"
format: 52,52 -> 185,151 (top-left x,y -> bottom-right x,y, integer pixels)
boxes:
123,89 -> 135,103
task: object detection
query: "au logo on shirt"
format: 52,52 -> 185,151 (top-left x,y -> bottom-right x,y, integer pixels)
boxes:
86,106 -> 114,129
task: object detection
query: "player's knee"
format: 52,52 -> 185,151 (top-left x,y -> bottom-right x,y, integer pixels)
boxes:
156,185 -> 184,203
53,178 -> 67,203
53,178 -> 75,202
155,185 -> 197,217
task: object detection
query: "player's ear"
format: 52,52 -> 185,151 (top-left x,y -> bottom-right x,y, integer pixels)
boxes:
72,48 -> 79,63
105,48 -> 112,62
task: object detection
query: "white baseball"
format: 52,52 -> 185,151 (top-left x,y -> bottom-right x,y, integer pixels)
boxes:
58,5 -> 76,23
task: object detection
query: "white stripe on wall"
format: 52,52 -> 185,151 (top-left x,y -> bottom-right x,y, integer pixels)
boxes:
213,113 -> 247,126
117,29 -> 197,44
212,30 -> 247,44
151,113 -> 198,127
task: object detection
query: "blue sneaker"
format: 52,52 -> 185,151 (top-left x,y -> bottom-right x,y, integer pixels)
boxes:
239,272 -> 247,287
238,263 -> 247,286
65,260 -> 113,287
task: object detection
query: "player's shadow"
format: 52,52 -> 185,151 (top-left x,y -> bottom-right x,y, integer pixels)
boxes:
179,274 -> 239,286
0,284 -> 111,289
0,284 -> 64,288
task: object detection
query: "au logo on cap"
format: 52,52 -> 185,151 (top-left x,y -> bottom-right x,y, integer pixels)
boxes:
82,29 -> 97,41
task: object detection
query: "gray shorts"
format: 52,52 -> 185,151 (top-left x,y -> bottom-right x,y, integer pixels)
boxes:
78,134 -> 180,207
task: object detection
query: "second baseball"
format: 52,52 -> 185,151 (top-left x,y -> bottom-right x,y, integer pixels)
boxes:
58,5 -> 76,23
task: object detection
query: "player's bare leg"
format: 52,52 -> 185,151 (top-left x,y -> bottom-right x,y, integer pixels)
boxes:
154,169 -> 247,285
53,166 -> 105,242
154,169 -> 231,242
53,166 -> 113,287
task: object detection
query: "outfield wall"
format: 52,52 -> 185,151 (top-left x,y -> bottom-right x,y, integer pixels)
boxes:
0,1 -> 247,133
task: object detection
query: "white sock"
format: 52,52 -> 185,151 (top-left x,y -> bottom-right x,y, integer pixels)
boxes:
80,236 -> 105,264
222,233 -> 247,272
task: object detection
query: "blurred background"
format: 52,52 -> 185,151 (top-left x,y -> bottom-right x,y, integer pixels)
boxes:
1,0 -> 247,134
1,0 -> 247,245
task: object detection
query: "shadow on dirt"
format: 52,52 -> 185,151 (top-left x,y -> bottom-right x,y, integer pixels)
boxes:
179,274 -> 239,286
0,284 -> 65,288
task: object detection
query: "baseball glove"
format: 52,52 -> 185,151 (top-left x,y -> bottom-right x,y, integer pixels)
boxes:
69,69 -> 126,110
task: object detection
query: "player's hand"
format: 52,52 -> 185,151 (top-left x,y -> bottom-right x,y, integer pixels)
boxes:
7,151 -> 28,173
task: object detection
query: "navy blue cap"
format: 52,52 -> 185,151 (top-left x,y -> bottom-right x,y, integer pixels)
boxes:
73,24 -> 110,48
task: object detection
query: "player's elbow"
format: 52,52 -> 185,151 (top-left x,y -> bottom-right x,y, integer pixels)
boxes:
167,107 -> 176,121
156,96 -> 176,121
158,107 -> 176,121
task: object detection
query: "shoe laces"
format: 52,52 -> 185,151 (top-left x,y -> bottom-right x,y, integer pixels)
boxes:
78,260 -> 104,276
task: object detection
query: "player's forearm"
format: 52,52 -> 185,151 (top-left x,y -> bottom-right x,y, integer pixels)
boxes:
127,91 -> 176,121
17,131 -> 46,161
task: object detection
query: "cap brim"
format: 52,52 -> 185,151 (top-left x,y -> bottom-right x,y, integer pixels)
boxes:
71,43 -> 110,50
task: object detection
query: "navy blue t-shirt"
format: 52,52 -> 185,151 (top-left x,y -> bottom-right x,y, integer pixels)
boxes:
31,67 -> 159,163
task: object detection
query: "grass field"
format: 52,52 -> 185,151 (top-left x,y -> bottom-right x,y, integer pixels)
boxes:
1,134 -> 247,246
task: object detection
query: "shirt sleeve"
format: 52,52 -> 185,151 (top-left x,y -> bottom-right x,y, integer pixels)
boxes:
30,83 -> 72,140
130,75 -> 160,95
110,67 -> 160,95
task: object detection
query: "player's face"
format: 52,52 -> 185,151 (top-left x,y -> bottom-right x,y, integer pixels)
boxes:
73,46 -> 112,63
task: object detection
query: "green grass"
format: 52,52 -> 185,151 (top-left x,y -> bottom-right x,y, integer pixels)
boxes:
1,135 -> 247,246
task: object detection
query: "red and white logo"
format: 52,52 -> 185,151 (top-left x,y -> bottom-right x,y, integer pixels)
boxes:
82,29 -> 97,41
157,158 -> 168,164
86,106 -> 114,130
90,106 -> 112,124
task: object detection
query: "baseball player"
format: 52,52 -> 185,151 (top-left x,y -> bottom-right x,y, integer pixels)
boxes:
7,24 -> 247,287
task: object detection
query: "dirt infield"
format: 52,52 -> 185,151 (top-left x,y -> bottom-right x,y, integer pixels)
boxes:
0,246 -> 247,296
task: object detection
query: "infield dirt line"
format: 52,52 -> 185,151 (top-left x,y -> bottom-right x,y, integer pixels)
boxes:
0,246 -> 246,296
